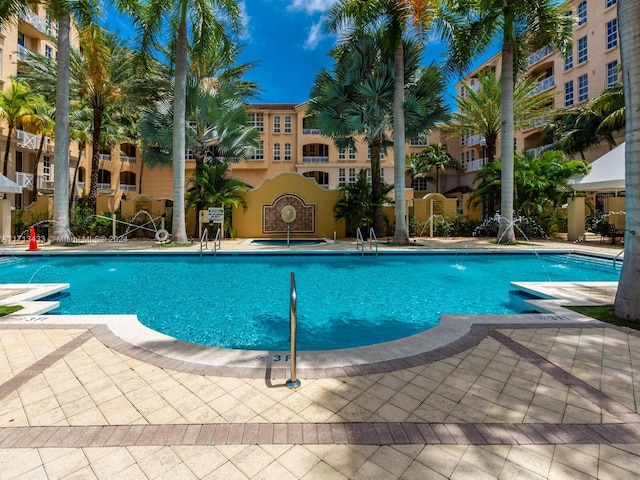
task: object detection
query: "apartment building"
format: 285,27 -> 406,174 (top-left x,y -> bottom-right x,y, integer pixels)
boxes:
450,0 -> 622,174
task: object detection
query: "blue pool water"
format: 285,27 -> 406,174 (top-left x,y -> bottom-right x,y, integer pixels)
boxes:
0,253 -> 620,351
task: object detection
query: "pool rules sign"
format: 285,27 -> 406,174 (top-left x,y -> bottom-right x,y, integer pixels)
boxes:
199,208 -> 224,239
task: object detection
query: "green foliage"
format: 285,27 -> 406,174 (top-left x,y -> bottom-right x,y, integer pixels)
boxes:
70,197 -> 122,237
11,209 -> 49,238
473,215 -> 546,239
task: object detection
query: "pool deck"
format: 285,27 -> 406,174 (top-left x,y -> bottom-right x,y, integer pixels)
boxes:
1,237 -> 639,479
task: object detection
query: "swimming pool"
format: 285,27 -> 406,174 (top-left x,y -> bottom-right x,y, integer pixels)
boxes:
0,252 -> 620,350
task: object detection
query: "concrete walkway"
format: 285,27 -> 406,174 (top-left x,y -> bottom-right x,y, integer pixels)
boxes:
1,237 -> 638,479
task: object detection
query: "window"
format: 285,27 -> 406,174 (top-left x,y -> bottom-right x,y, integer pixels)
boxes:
577,36 -> 588,64
564,50 -> 573,70
348,168 -> 356,184
97,168 -> 111,188
338,168 -> 346,186
564,81 -> 574,107
284,116 -> 292,133
606,19 -> 618,49
45,45 -> 52,59
16,151 -> 23,172
606,0 -> 616,8
43,156 -> 51,181
578,74 -> 589,102
273,115 -> 280,133
284,143 -> 292,161
249,113 -> 264,132
338,148 -> 346,160
606,60 -> 619,87
251,140 -> 264,160
348,147 -> 356,160
412,177 -> 428,191
303,171 -> 329,188
273,143 -> 280,161
0,50 -> 3,78
577,1 -> 587,26
18,32 -> 25,46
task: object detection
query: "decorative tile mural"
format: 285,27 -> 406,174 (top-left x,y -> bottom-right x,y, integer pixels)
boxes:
262,194 -> 316,234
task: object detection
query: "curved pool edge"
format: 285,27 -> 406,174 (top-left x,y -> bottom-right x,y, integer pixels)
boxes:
1,306 -> 603,379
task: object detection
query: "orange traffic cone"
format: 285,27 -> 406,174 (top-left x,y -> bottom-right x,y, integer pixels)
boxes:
26,226 -> 40,251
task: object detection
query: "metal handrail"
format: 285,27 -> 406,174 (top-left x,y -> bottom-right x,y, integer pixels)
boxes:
199,228 -> 208,256
213,228 -> 222,255
613,249 -> 624,269
286,272 -> 301,388
355,227 -> 365,255
369,227 -> 378,256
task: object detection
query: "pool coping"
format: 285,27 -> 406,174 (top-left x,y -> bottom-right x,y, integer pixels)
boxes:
0,279 -> 618,379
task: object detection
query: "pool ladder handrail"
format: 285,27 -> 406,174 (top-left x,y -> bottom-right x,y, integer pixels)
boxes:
613,249 -> 624,269
286,272 -> 301,389
356,227 -> 365,255
213,228 -> 222,255
199,229 -> 208,256
355,227 -> 378,256
369,227 -> 378,256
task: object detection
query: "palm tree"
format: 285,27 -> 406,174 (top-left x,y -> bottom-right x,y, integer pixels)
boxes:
0,0 -> 25,25
438,0 -> 572,243
408,143 -> 462,194
185,162 -> 248,237
0,80 -> 42,177
589,83 -> 625,140
613,0 -> 640,321
446,70 -> 557,164
131,0 -> 242,244
326,0 -> 438,245
47,0 -> 97,241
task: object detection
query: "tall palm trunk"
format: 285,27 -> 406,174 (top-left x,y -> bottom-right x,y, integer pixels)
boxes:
497,38 -> 516,244
88,107 -> 103,214
613,0 -> 640,320
392,42 -> 408,244
52,11 -> 71,241
370,138 -> 385,236
32,134 -> 46,199
171,13 -> 189,244
2,125 -> 13,176
69,144 -> 84,212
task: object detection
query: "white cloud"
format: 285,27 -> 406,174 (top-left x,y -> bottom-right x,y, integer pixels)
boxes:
239,1 -> 251,41
287,0 -> 336,15
303,18 -> 325,51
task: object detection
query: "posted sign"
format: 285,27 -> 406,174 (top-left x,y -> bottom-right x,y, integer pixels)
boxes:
208,207 -> 224,224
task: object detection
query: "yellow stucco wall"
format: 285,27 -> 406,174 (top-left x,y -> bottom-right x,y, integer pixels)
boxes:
233,172 -> 345,238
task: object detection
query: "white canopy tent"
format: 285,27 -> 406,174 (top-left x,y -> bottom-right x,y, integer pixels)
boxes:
568,142 -> 626,192
0,174 -> 22,194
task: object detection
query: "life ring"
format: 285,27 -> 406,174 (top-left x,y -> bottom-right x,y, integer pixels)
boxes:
155,229 -> 170,242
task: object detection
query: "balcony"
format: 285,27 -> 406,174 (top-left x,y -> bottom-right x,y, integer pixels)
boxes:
302,156 -> 329,164
466,134 -> 486,147
120,155 -> 136,163
528,45 -> 554,66
119,184 -> 136,192
17,44 -> 34,61
302,128 -> 321,135
531,75 -> 555,95
16,172 -> 53,190
15,129 -> 50,150
98,153 -> 111,161
466,157 -> 488,172
19,9 -> 53,36
525,143 -> 554,159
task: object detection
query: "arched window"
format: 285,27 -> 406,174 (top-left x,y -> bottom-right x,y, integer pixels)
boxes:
97,169 -> 111,189
119,171 -> 136,192
303,171 -> 329,188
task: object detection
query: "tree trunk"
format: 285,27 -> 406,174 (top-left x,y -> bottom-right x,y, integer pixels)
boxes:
32,134 -> 46,199
613,0 -> 640,320
52,10 -> 71,242
171,16 -> 189,244
497,39 -> 517,244
88,107 -> 104,214
69,144 -> 83,212
2,125 -> 11,177
370,138 -> 385,236
392,42 -> 408,244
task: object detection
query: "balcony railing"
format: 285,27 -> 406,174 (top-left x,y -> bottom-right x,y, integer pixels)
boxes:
466,134 -> 486,147
119,184 -> 136,192
466,157 -> 488,172
15,172 -> 31,188
525,143 -> 554,159
98,153 -> 111,161
302,156 -> 329,164
97,182 -> 111,189
531,75 -> 555,95
120,155 -> 136,163
302,128 -> 321,135
527,45 -> 554,66
19,9 -> 51,35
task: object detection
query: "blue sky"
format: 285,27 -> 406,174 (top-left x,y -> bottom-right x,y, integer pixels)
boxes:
236,0 -> 452,104
105,1 -> 470,106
